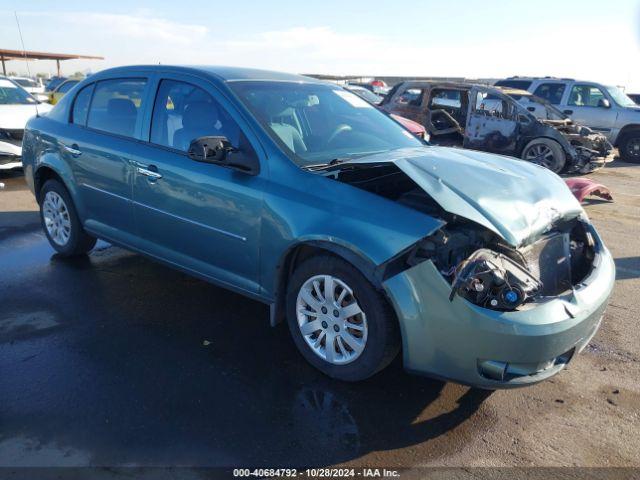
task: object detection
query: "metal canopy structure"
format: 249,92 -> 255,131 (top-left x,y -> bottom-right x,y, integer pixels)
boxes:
0,48 -> 103,76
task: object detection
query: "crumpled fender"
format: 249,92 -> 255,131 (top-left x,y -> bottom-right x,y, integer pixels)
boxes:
564,177 -> 613,203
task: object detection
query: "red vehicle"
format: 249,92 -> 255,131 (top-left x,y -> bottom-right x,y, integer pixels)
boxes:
344,85 -> 427,140
390,113 -> 427,140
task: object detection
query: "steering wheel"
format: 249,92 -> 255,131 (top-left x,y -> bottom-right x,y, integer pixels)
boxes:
327,124 -> 353,144
427,110 -> 462,136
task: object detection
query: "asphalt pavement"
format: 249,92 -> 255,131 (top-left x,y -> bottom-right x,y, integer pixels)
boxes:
0,162 -> 638,471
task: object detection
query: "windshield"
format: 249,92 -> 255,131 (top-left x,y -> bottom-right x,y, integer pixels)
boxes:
231,81 -> 422,167
606,85 -> 637,108
346,86 -> 383,105
13,78 -> 37,88
0,79 -> 37,105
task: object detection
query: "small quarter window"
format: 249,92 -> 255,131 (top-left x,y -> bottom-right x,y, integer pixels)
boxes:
71,84 -> 94,126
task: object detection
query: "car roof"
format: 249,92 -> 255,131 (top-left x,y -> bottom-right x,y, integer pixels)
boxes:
501,77 -> 602,84
89,65 -> 325,85
395,80 -> 474,90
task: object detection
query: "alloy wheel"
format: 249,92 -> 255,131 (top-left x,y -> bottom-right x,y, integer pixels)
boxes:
524,144 -> 557,169
42,191 -> 72,246
296,275 -> 368,365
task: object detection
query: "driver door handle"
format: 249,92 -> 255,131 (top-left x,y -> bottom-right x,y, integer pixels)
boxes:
136,165 -> 163,180
62,143 -> 82,156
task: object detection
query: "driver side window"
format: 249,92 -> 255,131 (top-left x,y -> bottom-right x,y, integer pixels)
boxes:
474,92 -> 514,119
150,79 -> 240,152
568,85 -> 606,107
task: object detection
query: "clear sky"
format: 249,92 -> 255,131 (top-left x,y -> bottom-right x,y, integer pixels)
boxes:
1,0 -> 639,89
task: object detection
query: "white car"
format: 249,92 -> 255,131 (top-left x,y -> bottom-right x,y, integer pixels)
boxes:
10,76 -> 49,102
0,77 -> 52,170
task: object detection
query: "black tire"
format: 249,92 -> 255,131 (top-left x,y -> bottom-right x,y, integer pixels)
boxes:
39,179 -> 96,256
522,138 -> 566,173
286,254 -> 400,382
618,132 -> 640,163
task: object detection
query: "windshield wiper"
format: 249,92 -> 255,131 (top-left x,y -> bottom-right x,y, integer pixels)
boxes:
302,151 -> 387,171
301,157 -> 352,171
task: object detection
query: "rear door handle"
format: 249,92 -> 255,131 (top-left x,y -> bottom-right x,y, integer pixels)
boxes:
62,143 -> 82,156
136,165 -> 163,180
563,109 -> 573,115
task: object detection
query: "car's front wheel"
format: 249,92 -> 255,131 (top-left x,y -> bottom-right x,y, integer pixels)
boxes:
286,255 -> 400,381
39,179 -> 96,256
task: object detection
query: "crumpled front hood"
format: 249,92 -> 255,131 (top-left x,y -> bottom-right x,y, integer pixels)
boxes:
341,146 -> 584,247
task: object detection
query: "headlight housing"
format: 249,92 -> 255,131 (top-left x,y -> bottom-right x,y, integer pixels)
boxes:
449,249 -> 542,311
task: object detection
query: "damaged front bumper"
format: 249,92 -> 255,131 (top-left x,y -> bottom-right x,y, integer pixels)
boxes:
566,133 -> 614,173
382,227 -> 615,389
0,140 -> 22,170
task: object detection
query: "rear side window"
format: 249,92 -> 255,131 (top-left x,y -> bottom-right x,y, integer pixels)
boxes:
71,84 -> 94,126
396,88 -> 424,106
494,80 -> 532,90
429,89 -> 463,109
87,78 -> 147,138
150,79 -> 240,151
533,83 -> 566,105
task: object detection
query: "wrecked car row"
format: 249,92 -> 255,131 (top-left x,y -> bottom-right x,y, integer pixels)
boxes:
381,81 -> 613,173
0,77 -> 52,170
22,66 -> 615,388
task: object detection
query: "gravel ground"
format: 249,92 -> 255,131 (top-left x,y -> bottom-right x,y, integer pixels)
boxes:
0,160 -> 638,471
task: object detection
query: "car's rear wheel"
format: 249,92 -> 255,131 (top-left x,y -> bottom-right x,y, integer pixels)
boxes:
522,138 -> 566,173
39,179 -> 96,256
618,132 -> 640,163
286,255 -> 400,381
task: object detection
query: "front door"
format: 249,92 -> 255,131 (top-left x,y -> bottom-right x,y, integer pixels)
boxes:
131,76 -> 265,295
561,83 -> 618,137
464,89 -> 518,156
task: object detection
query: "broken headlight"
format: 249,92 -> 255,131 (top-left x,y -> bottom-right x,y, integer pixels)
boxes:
449,249 -> 541,311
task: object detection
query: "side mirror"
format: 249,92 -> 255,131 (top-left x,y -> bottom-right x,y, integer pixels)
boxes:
187,136 -> 260,175
598,98 -> 611,109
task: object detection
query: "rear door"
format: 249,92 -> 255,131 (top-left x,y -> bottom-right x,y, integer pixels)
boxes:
560,83 -> 618,135
131,73 -> 266,295
464,88 -> 518,156
64,76 -> 149,243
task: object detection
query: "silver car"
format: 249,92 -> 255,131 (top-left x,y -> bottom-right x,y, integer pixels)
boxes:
495,77 -> 640,163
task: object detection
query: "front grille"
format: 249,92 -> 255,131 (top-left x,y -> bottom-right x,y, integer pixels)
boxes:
0,129 -> 24,147
520,232 -> 572,296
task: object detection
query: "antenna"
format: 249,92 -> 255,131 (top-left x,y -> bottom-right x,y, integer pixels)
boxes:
14,11 -> 32,78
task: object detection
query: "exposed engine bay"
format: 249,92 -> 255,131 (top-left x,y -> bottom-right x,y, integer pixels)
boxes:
542,119 -> 613,172
329,162 -> 596,311
405,218 -> 596,311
